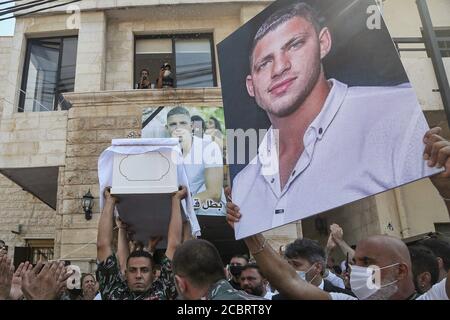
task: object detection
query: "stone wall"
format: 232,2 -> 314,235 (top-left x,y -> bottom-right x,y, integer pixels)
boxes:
302,196 -> 381,261
262,222 -> 303,254
74,11 -> 106,92
384,180 -> 449,238
0,112 -> 68,168
105,4 -> 242,90
17,0 -> 272,15
383,0 -> 450,38
60,88 -> 304,271
302,177 -> 450,264
2,14 -> 74,118
2,0 -> 449,272
0,37 -> 12,121
59,88 -> 226,271
0,173 -> 56,260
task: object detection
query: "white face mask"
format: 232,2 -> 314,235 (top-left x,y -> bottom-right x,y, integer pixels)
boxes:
164,70 -> 171,77
296,264 -> 318,283
350,263 -> 400,300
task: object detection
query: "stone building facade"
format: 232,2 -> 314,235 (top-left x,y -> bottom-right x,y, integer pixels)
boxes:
0,0 -> 449,271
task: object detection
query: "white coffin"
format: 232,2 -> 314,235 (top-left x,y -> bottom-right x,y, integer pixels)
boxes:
106,139 -> 181,246
111,150 -> 178,194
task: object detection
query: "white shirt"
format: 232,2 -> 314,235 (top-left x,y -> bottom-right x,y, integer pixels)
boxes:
233,79 -> 442,239
416,278 -> 449,300
263,291 -> 275,300
324,271 -> 346,289
184,136 -> 226,216
340,260 -> 348,273
183,136 -> 223,195
318,280 -> 325,290
330,292 -> 358,300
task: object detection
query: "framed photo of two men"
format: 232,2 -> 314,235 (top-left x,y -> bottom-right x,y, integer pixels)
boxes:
217,0 -> 444,239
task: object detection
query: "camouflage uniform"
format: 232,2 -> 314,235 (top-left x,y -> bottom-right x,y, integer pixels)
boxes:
206,279 -> 266,300
96,254 -> 176,300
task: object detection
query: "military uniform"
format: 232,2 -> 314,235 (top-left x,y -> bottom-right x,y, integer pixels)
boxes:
96,254 -> 176,300
206,279 -> 265,300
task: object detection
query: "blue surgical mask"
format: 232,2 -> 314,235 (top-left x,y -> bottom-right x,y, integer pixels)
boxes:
296,264 -> 317,283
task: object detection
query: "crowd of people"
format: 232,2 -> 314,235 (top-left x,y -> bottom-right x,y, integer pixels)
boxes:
1,118 -> 450,300
4,215 -> 448,301
2,0 -> 450,302
136,63 -> 174,89
1,221 -> 449,301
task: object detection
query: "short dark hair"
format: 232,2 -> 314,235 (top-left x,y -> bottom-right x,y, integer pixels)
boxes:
284,238 -> 326,269
332,265 -> 342,275
0,240 -> 5,247
140,68 -> 150,75
230,254 -> 249,264
167,106 -> 190,120
241,263 -> 264,278
172,239 -> 225,288
191,115 -> 206,132
419,237 -> 450,271
126,250 -> 154,269
250,1 -> 322,68
408,245 -> 439,285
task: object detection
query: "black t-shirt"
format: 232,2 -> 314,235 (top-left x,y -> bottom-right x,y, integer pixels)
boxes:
228,279 -> 241,290
136,81 -> 151,89
157,75 -> 174,88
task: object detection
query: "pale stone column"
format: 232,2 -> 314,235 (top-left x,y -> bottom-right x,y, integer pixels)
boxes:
2,19 -> 27,117
240,3 -> 268,25
296,221 -> 303,238
0,37 -> 12,120
74,11 -> 107,92
262,223 -> 300,256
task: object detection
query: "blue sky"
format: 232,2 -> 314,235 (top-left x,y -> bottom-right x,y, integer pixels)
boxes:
0,2 -> 16,36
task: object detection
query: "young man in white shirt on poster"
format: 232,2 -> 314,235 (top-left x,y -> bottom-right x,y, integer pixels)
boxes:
230,1 -> 443,239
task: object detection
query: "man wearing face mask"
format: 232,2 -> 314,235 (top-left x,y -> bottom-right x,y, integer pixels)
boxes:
156,62 -> 174,88
228,254 -> 249,290
226,205 -> 450,301
347,235 -> 448,300
272,238 -> 353,299
226,110 -> 450,300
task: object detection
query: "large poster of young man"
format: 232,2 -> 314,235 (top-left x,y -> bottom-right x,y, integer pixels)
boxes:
142,106 -> 227,216
218,0 -> 443,239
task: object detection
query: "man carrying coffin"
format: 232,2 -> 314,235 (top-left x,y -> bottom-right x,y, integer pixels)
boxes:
96,186 -> 187,300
